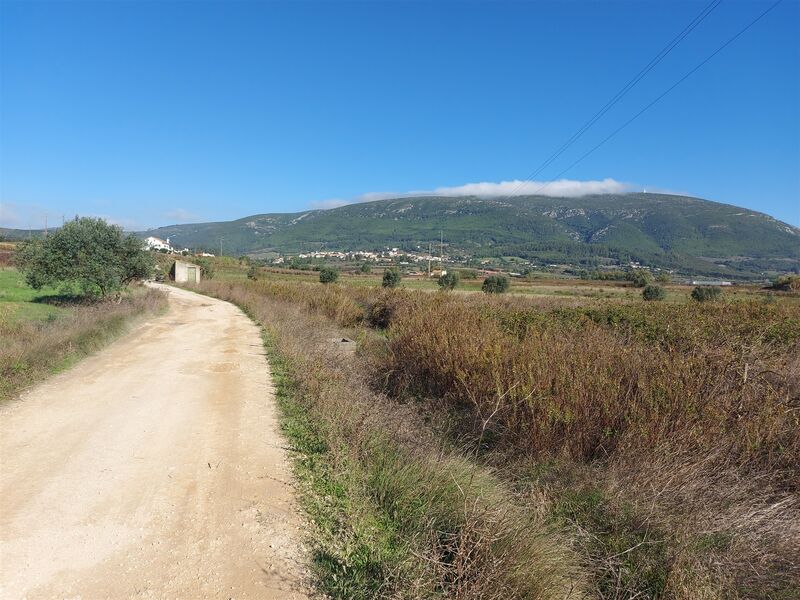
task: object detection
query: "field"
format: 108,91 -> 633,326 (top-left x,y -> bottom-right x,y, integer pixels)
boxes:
0,267 -> 167,401
190,260 -> 799,599
212,257 -> 780,302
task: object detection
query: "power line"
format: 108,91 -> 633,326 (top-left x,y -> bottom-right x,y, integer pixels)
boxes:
530,0 -> 784,197
499,0 -> 723,200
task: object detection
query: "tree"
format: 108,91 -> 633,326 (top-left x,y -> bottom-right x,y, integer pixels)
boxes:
691,286 -> 722,302
482,274 -> 509,294
194,257 -> 215,280
360,263 -> 372,274
626,269 -> 654,288
438,271 -> 460,291
247,265 -> 260,280
772,275 -> 800,292
15,217 -> 153,299
382,267 -> 401,288
319,266 -> 339,284
655,272 -> 671,283
642,284 -> 666,301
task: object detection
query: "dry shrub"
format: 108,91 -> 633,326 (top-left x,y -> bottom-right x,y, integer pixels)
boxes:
196,279 -> 585,599
370,293 -> 799,595
375,294 -> 799,480
606,448 -> 800,597
363,288 -> 409,329
195,275 -> 799,596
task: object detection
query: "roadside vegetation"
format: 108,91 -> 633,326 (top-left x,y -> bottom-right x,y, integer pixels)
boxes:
1,220 -> 165,402
192,262 -> 799,599
15,217 -> 153,299
0,268 -> 166,401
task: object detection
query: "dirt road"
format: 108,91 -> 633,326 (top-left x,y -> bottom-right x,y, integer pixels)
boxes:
0,284 -> 309,599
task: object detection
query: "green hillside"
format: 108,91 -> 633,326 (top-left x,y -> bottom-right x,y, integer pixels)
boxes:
138,193 -> 798,278
4,193 -> 797,277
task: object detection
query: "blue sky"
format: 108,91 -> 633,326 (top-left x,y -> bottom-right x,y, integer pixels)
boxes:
1,0 -> 798,229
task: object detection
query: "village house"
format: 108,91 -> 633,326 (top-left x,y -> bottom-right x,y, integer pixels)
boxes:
144,236 -> 173,252
691,280 -> 733,286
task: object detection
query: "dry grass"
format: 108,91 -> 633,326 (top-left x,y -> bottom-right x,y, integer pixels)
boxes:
374,293 -> 799,597
197,276 -> 800,598
0,285 -> 167,401
378,294 -> 799,474
198,279 -> 584,599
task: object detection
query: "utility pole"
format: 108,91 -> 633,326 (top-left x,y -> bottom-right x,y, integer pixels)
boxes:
440,229 -> 444,263
428,241 -> 432,277
219,237 -> 223,257
44,215 -> 48,236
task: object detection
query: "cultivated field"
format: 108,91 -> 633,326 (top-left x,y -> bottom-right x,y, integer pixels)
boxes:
191,261 -> 799,599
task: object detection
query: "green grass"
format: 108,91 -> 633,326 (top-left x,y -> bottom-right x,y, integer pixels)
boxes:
552,486 -> 670,598
0,268 -> 66,323
262,330 -> 408,599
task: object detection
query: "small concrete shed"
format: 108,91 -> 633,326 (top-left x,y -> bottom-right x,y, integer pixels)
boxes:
171,260 -> 201,284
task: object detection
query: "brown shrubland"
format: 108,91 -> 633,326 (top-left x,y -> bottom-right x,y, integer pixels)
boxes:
198,277 -> 799,598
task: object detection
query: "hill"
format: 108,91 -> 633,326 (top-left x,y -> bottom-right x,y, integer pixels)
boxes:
140,193 -> 798,278
4,193 -> 798,277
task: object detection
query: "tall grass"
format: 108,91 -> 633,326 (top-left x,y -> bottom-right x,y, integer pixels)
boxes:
0,286 -> 167,401
198,277 -> 800,598
198,279 -> 584,599
376,293 -> 799,596
377,294 -> 799,473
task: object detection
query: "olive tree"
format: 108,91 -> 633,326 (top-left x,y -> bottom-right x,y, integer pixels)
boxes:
319,266 -> 339,284
626,269 -> 654,288
691,286 -> 722,302
482,274 -> 509,294
642,284 -> 666,301
15,217 -> 153,299
382,267 -> 401,288
438,271 -> 460,291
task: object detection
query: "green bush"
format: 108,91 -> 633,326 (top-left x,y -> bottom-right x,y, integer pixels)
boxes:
319,267 -> 339,284
437,271 -> 460,291
382,267 -> 401,288
194,257 -> 215,280
627,270 -> 654,288
15,217 -> 153,298
642,284 -> 666,301
691,286 -> 722,302
772,275 -> 800,292
247,265 -> 260,280
359,263 -> 372,274
482,274 -> 509,294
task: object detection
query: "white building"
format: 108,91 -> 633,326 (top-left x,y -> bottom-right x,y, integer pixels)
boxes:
691,280 -> 733,286
171,260 -> 201,284
144,236 -> 173,252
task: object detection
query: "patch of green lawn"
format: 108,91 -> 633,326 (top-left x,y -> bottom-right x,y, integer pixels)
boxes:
0,268 -> 67,324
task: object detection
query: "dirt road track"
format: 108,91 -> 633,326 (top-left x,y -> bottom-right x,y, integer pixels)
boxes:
0,284 -> 309,599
